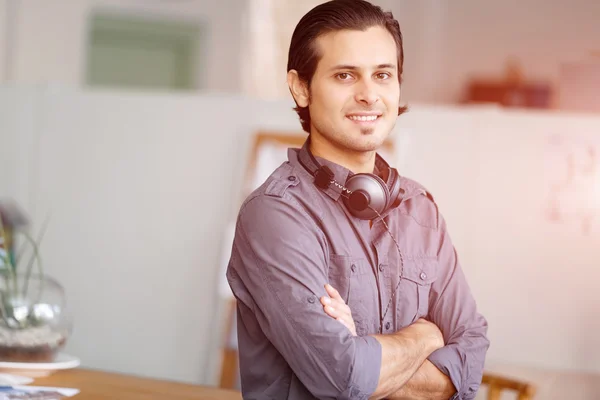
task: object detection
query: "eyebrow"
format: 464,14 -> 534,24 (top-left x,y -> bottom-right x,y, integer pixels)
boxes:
329,63 -> 397,72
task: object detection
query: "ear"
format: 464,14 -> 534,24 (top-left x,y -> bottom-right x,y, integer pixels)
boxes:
287,70 -> 310,108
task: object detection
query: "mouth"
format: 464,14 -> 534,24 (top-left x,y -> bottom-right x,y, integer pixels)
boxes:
346,114 -> 382,124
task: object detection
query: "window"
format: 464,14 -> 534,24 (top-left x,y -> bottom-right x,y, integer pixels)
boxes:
85,14 -> 204,91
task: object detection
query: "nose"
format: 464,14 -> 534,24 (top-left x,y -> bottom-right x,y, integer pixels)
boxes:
354,79 -> 379,106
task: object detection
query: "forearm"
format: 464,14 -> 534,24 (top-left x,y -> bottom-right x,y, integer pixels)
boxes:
387,359 -> 456,400
368,321 -> 442,400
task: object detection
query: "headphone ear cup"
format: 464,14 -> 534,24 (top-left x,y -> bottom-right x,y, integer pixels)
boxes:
342,173 -> 389,220
385,168 -> 403,209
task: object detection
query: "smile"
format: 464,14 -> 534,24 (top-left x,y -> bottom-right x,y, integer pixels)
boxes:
347,115 -> 380,122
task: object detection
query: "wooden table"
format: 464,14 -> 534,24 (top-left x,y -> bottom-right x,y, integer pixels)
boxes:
31,368 -> 243,400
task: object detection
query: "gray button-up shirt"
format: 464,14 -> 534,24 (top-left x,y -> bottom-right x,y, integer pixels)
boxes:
226,141 -> 489,400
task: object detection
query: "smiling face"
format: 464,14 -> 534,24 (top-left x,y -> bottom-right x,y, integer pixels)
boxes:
288,26 -> 401,161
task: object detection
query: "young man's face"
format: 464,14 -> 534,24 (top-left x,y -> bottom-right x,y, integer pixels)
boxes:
303,26 -> 401,153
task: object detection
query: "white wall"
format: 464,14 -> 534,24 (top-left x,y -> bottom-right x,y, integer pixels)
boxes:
560,60 -> 600,112
2,0 -> 246,93
0,86 -> 38,209
0,0 -> 6,81
475,110 -> 600,372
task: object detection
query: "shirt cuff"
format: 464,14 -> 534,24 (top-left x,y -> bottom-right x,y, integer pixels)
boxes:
345,335 -> 382,399
428,345 -> 464,398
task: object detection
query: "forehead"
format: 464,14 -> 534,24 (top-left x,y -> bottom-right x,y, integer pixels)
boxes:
314,26 -> 398,71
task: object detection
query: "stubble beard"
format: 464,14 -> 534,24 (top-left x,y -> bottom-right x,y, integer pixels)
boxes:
313,121 -> 384,153
334,131 -> 382,153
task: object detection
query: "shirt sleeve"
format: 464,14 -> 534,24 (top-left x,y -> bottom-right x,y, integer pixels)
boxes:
427,214 -> 490,400
227,193 -> 382,400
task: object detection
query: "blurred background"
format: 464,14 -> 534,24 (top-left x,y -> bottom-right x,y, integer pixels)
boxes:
0,0 -> 599,398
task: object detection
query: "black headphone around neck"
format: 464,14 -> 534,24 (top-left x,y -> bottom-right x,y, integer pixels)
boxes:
298,140 -> 404,220
298,139 -> 409,335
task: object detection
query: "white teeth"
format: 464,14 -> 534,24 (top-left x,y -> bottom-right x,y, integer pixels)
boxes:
348,115 -> 378,122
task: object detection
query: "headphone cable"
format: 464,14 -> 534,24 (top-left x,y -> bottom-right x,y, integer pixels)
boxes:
369,206 -> 404,335
338,191 -> 405,335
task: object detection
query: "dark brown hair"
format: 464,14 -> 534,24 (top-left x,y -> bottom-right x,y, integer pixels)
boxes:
287,0 -> 408,133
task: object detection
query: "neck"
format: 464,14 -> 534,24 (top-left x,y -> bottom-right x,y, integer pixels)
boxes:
309,133 -> 376,174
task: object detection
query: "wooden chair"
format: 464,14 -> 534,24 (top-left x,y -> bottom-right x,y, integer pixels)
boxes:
481,372 -> 537,400
219,298 -> 239,389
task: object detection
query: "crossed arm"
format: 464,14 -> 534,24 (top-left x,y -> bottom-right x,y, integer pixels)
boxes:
321,284 -> 457,400
230,195 -> 489,400
319,213 -> 490,399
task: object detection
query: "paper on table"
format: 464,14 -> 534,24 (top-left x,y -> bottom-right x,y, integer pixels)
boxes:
5,385 -> 79,397
13,387 -> 79,396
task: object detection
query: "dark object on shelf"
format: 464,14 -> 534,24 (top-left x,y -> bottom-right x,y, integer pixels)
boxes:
463,59 -> 552,109
465,80 -> 552,109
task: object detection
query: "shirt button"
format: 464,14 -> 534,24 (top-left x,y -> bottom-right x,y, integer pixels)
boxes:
378,264 -> 385,272
308,296 -> 316,304
287,175 -> 296,181
385,322 -> 391,330
420,272 -> 427,280
351,264 -> 357,272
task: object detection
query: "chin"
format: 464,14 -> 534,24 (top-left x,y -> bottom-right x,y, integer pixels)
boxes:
357,131 -> 388,148
347,138 -> 385,152
314,121 -> 389,152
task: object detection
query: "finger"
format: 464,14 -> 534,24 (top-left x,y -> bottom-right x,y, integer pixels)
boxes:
323,305 -> 338,318
326,296 -> 351,316
322,295 -> 353,320
322,295 -> 343,309
325,284 -> 342,301
320,296 -> 332,307
328,301 -> 352,322
331,300 -> 351,317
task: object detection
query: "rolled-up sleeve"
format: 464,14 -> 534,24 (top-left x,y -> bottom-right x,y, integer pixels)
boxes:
227,194 -> 382,399
427,215 -> 490,400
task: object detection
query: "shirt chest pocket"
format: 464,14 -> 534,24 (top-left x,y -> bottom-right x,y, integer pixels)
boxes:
396,256 -> 438,326
328,255 -> 376,336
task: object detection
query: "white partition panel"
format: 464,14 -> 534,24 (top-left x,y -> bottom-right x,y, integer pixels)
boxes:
29,88 -> 254,383
0,86 -> 38,209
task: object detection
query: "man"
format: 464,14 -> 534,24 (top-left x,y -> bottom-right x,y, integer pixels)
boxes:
226,1 -> 489,399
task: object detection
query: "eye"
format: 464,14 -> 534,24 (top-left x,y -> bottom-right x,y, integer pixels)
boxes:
336,72 -> 353,81
376,72 -> 392,80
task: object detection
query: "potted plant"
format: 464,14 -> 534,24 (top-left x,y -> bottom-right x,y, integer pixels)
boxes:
0,200 -> 71,363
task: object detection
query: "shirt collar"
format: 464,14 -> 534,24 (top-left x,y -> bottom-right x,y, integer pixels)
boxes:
293,138 -> 390,202
289,138 -> 432,221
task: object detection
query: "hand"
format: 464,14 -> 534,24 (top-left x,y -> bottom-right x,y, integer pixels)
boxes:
412,318 -> 444,351
320,284 -> 357,336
